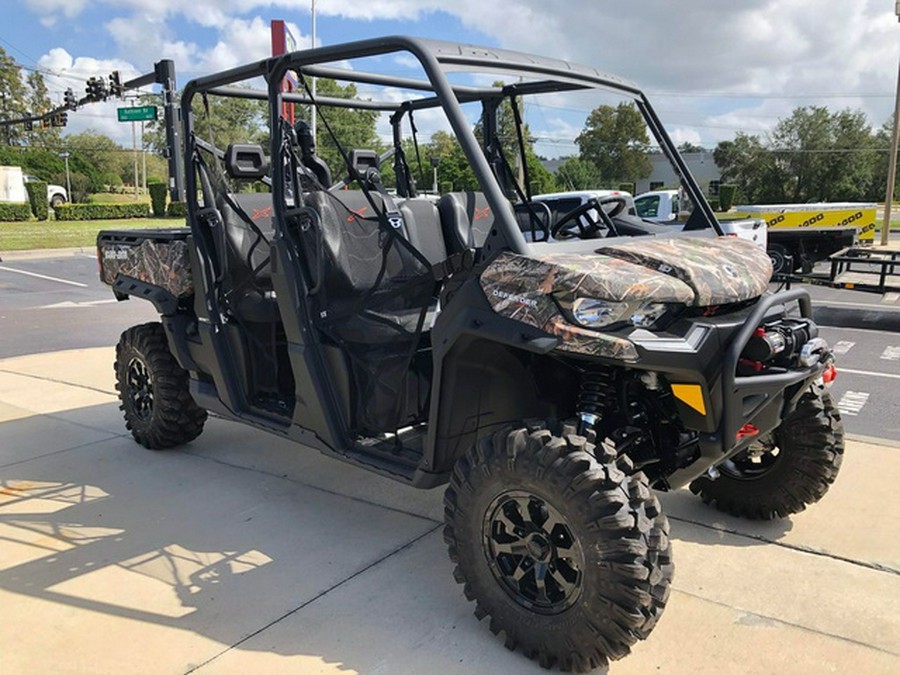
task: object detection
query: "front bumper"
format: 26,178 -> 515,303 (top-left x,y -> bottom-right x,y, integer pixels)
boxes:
629,288 -> 827,489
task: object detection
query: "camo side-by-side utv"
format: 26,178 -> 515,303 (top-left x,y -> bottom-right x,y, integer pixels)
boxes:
97,38 -> 843,672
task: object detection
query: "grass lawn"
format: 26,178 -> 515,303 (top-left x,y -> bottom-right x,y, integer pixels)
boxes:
89,192 -> 151,205
0,217 -> 181,252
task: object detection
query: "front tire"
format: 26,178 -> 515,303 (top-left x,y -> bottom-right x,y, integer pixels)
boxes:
690,384 -> 843,520
443,423 -> 673,672
115,322 -> 206,449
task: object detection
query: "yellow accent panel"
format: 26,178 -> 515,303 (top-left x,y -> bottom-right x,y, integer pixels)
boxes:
671,384 -> 707,416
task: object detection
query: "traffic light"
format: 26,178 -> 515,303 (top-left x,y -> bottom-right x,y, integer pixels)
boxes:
85,77 -> 108,102
24,119 -> 33,131
64,88 -> 77,110
109,71 -> 124,97
40,117 -> 51,129
51,112 -> 68,128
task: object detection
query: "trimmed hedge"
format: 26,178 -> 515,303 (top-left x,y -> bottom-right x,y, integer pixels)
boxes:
54,203 -> 150,221
707,197 -> 721,212
167,200 -> 188,218
149,183 -> 168,217
25,181 -> 49,221
719,184 -> 737,212
0,203 -> 33,222
618,182 -> 636,194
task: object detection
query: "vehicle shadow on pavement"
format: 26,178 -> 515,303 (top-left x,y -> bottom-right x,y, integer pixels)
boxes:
0,404 -> 567,674
658,489 -> 794,547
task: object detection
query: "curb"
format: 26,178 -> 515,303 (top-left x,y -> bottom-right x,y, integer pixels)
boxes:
0,247 -> 93,261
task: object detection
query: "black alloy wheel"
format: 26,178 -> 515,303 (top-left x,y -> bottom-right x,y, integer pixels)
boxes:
483,490 -> 585,615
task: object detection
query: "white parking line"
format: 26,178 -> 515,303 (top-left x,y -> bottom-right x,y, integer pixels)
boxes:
818,299 -> 900,312
0,265 -> 88,288
37,299 -> 118,309
838,368 -> 900,380
882,292 -> 900,304
832,341 -> 855,355
837,391 -> 869,417
880,346 -> 900,361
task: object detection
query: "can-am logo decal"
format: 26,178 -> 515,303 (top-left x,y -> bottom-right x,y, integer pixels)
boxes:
492,288 -> 538,308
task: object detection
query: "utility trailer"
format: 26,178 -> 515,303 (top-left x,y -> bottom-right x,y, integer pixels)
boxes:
735,202 -> 877,275
782,245 -> 900,295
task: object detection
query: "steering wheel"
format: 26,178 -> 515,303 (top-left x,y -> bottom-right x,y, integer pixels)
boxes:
550,196 -> 628,240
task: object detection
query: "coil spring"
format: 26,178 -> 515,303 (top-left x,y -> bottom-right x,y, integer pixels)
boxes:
577,369 -> 617,420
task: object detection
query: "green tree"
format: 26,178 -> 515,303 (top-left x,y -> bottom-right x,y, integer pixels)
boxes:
427,130 -> 478,192
63,131 -> 128,191
473,85 -> 555,196
576,102 -> 652,184
872,118 -> 900,201
677,141 -> 707,154
24,71 -> 60,147
299,78 -> 382,178
0,47 -> 28,145
555,156 -> 602,191
714,133 -> 786,204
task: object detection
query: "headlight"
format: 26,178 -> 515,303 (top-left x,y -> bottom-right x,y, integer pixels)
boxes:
572,298 -> 629,327
567,298 -> 672,330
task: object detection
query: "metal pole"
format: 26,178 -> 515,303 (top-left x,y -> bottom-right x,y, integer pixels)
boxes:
132,119 -> 138,200
64,154 -> 71,200
883,19 -> 900,246
311,0 -> 317,145
141,120 -> 147,195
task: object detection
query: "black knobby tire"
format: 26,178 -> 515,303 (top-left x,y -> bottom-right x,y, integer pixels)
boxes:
115,322 -> 207,449
689,384 -> 843,520
443,423 -> 673,672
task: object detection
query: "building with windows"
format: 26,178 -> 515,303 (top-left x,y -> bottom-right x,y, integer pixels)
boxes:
635,151 -> 722,196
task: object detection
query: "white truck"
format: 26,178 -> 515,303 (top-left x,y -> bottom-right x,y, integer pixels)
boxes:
0,165 -> 68,208
634,189 -> 767,249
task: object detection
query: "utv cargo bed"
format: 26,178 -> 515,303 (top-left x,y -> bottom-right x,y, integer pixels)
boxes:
98,228 -> 193,301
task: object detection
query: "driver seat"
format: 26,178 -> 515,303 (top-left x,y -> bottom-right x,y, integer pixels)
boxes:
438,192 -> 507,254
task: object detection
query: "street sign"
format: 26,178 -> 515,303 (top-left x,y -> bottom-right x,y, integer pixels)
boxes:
117,106 -> 157,122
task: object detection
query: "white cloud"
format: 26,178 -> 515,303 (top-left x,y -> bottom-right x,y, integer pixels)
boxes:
36,48 -> 148,144
23,0 -> 900,150
25,0 -> 89,19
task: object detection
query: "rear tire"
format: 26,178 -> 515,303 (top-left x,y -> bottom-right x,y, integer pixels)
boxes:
50,194 -> 65,209
690,384 -> 843,520
115,322 -> 206,449
444,422 -> 673,672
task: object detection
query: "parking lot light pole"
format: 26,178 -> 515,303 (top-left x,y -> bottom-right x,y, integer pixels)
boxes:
59,151 -> 71,201
883,2 -> 900,245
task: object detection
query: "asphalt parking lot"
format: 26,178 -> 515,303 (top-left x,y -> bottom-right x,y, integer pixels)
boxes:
1,249 -> 898,674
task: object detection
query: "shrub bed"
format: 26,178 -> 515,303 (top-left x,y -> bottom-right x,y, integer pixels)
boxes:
54,203 -> 150,221
166,200 -> 188,218
24,181 -> 49,221
149,183 -> 168,217
0,203 -> 34,221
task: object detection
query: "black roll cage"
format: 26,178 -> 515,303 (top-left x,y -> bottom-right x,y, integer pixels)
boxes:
181,36 -> 723,265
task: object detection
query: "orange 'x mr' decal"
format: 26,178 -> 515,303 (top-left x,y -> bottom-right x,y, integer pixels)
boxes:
347,206 -> 368,222
252,207 -> 273,220
474,206 -> 491,221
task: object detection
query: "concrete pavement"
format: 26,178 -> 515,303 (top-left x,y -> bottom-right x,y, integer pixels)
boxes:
0,347 -> 898,674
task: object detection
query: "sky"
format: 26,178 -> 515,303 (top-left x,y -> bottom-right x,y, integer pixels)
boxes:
2,0 -> 899,154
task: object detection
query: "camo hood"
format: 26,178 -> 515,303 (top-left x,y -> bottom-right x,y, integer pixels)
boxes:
481,236 -> 771,311
479,237 -> 771,359
595,236 -> 772,306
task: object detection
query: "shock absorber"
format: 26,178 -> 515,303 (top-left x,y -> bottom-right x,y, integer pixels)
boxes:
576,369 -> 617,435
